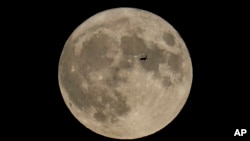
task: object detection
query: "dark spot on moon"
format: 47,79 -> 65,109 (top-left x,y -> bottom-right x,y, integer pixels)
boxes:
162,76 -> 172,87
106,66 -> 128,87
120,34 -> 146,56
64,81 -> 131,123
167,53 -> 183,73
112,90 -> 131,115
94,111 -> 107,122
91,89 -> 131,122
80,33 -> 114,71
120,35 -> 169,77
163,32 -> 175,46
140,44 -> 167,74
62,31 -> 133,122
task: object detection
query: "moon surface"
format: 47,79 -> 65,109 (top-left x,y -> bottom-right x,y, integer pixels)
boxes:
58,8 -> 193,139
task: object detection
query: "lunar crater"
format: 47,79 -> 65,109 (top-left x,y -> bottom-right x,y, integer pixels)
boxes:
167,52 -> 183,74
162,32 -> 176,46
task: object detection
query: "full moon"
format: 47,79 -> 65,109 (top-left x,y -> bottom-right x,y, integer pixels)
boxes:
58,8 -> 193,139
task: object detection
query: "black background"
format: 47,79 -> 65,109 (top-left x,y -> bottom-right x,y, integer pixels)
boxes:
4,1 -> 249,140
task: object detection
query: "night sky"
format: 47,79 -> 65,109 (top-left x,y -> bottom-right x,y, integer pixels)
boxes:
4,1 -> 249,140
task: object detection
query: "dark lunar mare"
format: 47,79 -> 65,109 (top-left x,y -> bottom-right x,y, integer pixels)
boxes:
162,32 -> 176,46
60,32 -> 133,123
60,29 -> 184,124
119,34 -> 183,88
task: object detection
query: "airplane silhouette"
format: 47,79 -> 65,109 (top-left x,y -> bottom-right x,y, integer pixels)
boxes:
140,54 -> 147,60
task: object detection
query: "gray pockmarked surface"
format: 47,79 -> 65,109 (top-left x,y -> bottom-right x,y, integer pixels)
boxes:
58,7 -> 193,139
